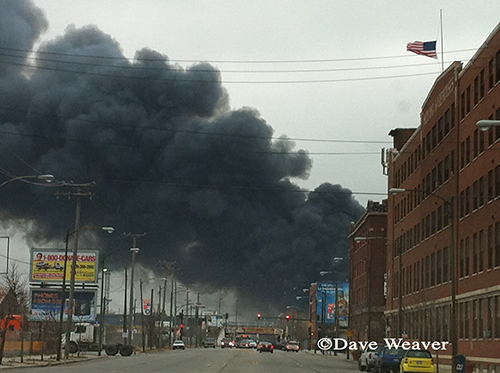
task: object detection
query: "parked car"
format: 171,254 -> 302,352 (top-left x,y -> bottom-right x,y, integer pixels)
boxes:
359,344 -> 385,371
257,341 -> 274,353
285,341 -> 300,352
203,337 -> 216,348
221,337 -> 233,348
400,350 -> 435,373
172,340 -> 186,350
374,347 -> 405,373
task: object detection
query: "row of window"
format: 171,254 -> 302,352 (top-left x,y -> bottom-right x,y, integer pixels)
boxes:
394,105 -> 455,188
389,295 -> 500,342
459,165 -> 500,218
459,296 -> 500,340
393,246 -> 450,299
459,224 -> 500,278
394,152 -> 455,223
460,109 -> 500,170
461,50 -> 500,120
395,204 -> 450,256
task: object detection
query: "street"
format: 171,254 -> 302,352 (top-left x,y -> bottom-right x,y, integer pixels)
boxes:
5,348 -> 359,373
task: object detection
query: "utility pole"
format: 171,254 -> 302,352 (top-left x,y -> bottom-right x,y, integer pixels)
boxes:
56,182 -> 95,359
123,268 -> 128,345
125,233 -> 146,346
140,279 -> 145,352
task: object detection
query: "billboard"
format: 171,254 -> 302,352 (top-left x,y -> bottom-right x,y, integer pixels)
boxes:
29,288 -> 97,322
30,249 -> 98,283
316,281 -> 349,327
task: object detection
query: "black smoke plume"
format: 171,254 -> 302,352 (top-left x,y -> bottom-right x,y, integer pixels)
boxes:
0,0 -> 364,307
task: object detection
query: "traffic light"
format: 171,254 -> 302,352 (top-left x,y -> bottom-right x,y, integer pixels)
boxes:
285,314 -> 291,321
257,313 -> 262,319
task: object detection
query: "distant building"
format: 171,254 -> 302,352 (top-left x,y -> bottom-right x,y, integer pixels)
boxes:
386,22 -> 500,366
348,200 -> 387,343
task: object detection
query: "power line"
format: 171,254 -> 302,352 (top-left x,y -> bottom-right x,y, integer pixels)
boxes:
0,51 -> 445,74
0,46 -> 482,64
0,106 -> 392,145
0,58 -> 441,84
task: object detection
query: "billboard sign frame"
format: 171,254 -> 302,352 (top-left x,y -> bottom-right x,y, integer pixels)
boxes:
30,248 -> 99,284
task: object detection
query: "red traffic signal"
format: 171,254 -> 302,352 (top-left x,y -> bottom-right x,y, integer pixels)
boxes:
180,323 -> 184,329
257,313 -> 262,319
285,314 -> 291,321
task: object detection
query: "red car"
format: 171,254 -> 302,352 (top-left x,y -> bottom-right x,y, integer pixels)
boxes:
257,341 -> 274,353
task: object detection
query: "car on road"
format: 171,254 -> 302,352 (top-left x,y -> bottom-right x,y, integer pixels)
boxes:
359,344 -> 385,371
221,337 -> 233,348
236,339 -> 251,348
203,338 -> 216,348
400,349 -> 435,373
248,339 -> 257,349
257,341 -> 274,353
172,340 -> 185,350
285,341 -> 300,352
374,347 -> 405,373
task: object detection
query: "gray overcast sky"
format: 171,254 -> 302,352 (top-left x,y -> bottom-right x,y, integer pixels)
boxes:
31,0 -> 500,206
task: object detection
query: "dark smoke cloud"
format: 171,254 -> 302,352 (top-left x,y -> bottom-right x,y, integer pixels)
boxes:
0,0 -> 364,307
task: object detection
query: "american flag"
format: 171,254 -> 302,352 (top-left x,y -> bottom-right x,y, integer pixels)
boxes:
407,41 -> 437,59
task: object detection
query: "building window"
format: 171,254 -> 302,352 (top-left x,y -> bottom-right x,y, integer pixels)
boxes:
488,225 -> 494,270
487,297 -> 494,338
436,249 -> 442,285
495,296 -> 500,338
496,50 -> 500,84
496,223 -> 500,267
474,129 -> 479,159
496,165 -> 500,198
443,246 -> 449,282
465,187 -> 471,216
473,180 -> 479,211
479,177 -> 485,208
488,170 -> 494,202
489,58 -> 495,90
473,300 -> 478,339
430,252 -> 436,287
474,76 -> 479,106
473,232 -> 478,274
461,92 -> 466,119
464,302 -> 470,339
466,137 -> 471,165
479,230 -> 484,273
460,239 -> 465,278
480,69 -> 485,99
465,237 -> 470,277
466,86 -> 471,114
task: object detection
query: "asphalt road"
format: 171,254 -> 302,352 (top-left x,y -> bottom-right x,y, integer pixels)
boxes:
7,348 -> 359,373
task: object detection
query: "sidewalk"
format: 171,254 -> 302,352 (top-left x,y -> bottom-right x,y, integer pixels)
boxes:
0,354 -> 104,369
303,349 -> 359,364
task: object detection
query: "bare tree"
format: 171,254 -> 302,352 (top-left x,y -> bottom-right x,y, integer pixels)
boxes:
0,264 -> 28,364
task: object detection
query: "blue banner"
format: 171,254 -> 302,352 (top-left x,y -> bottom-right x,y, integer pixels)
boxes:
316,282 -> 349,326
29,289 -> 97,322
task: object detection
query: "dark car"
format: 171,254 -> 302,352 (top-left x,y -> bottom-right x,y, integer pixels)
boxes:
203,337 -> 216,348
236,339 -> 251,348
257,341 -> 274,353
221,337 -> 233,348
374,347 -> 405,373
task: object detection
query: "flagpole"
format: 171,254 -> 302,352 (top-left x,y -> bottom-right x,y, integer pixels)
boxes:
440,9 -> 444,72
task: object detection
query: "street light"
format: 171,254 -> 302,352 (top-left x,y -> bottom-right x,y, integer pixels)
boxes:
64,225 -> 114,359
476,119 -> 500,131
128,247 -> 140,345
389,187 -> 457,373
0,174 -> 55,188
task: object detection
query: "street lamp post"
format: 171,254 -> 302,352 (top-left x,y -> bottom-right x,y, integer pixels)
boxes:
128,247 -> 140,345
389,188 -> 457,373
0,174 -> 54,188
98,268 -> 108,356
476,119 -> 500,131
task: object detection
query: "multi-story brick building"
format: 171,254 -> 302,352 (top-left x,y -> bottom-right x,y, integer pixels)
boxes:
386,22 -> 500,367
348,200 -> 387,343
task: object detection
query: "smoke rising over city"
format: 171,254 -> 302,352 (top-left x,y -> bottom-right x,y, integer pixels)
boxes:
0,0 -> 364,306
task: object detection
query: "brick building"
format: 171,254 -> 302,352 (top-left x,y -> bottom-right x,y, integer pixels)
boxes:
386,22 -> 500,367
348,200 -> 387,343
